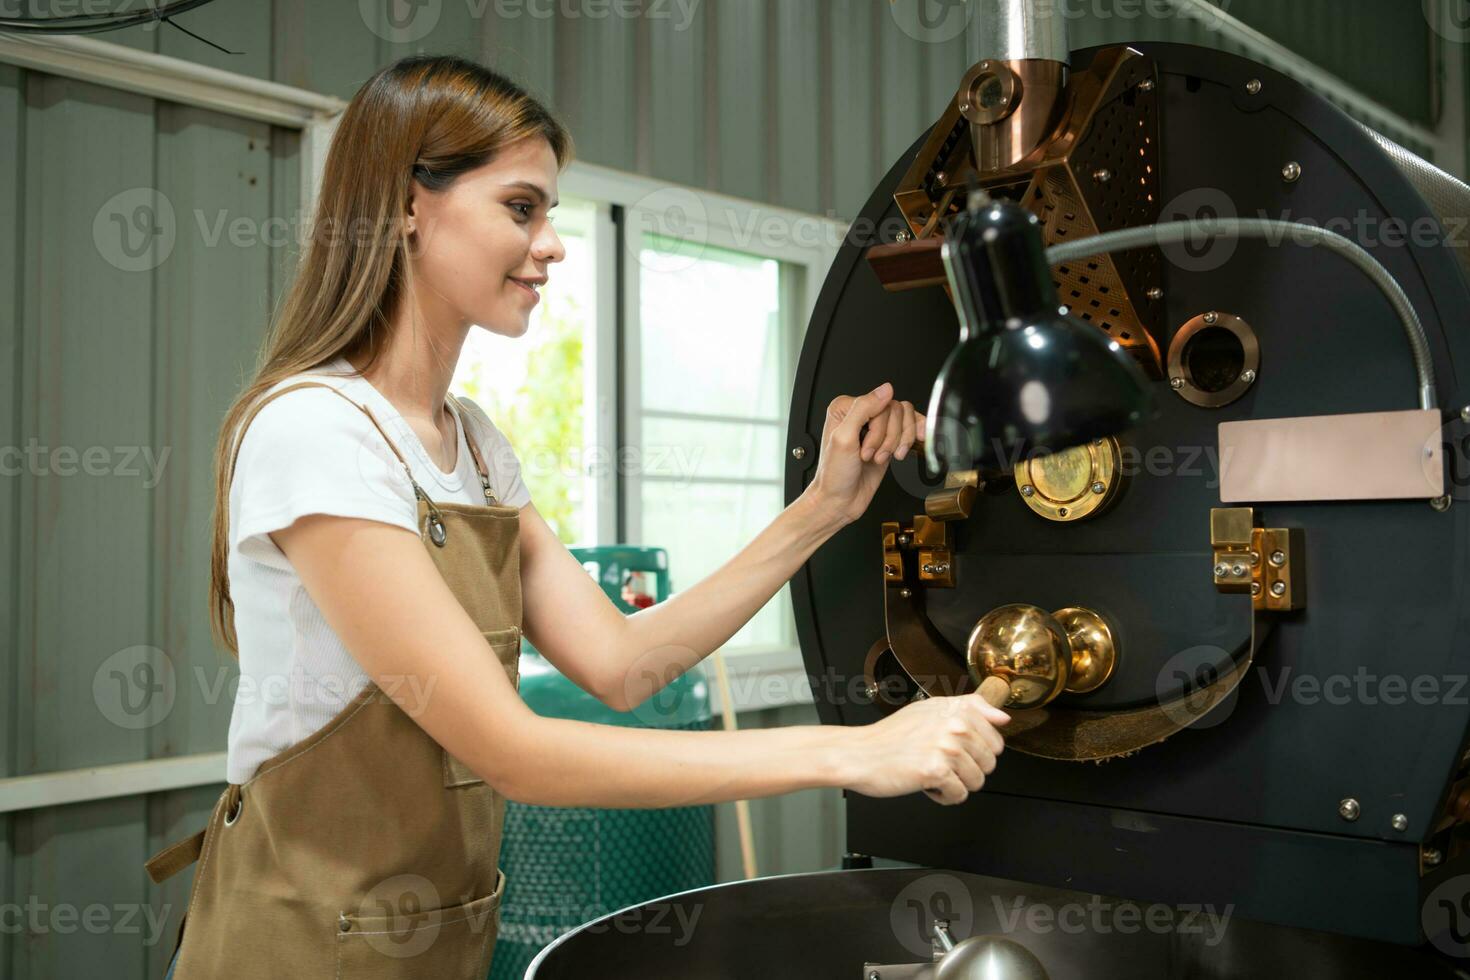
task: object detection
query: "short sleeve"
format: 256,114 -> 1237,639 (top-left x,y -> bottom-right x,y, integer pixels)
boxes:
230,386 -> 420,570
456,395 -> 532,509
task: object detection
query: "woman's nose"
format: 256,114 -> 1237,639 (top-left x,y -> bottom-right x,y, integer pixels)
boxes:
533,221 -> 566,264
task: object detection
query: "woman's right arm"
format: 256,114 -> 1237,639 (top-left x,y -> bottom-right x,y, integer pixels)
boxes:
270,513 -> 1008,809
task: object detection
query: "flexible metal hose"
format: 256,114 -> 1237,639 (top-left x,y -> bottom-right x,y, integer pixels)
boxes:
1046,219 -> 1438,411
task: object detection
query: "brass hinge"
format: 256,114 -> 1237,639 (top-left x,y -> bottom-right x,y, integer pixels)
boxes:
883,515 -> 955,588
1210,507 -> 1305,611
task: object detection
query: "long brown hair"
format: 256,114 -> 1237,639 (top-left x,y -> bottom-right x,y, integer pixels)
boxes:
208,55 -> 572,654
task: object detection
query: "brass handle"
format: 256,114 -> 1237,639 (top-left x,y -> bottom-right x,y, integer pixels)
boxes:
966,604 -> 1118,710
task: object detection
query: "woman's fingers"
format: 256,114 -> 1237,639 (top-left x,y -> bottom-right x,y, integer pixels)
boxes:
873,403 -> 904,463
895,402 -> 918,460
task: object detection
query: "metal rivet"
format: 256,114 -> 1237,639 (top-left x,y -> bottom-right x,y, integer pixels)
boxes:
1248,551 -> 1260,566
1432,495 -> 1453,512
1021,485 -> 1036,497
899,588 -> 912,599
791,446 -> 806,460
1138,79 -> 1156,93
1240,369 -> 1256,384
1282,161 -> 1302,183
898,533 -> 911,545
1246,79 -> 1262,95
1093,168 -> 1113,183
1460,406 -> 1470,423
959,102 -> 971,113
1270,581 -> 1286,597
1392,814 -> 1409,832
1269,550 -> 1286,567
895,230 -> 911,244
1203,311 -> 1219,325
339,914 -> 352,933
1170,377 -> 1185,390
935,171 -> 948,184
863,682 -> 879,701
1250,582 -> 1262,597
1426,848 -> 1445,866
1058,507 -> 1069,517
1147,287 -> 1164,301
1339,798 -> 1360,821
1092,482 -> 1106,495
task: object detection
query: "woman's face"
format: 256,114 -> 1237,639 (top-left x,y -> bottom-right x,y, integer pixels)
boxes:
405,136 -> 565,338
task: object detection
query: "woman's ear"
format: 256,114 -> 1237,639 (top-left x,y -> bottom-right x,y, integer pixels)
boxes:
404,190 -> 419,238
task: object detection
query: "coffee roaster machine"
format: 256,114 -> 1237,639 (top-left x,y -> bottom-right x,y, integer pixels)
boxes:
529,3 -> 1470,976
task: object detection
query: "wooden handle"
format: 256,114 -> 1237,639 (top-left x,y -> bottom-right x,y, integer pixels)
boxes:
978,676 -> 1011,708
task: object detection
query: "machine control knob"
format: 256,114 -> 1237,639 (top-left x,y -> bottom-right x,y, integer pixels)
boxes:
935,936 -> 1050,979
967,604 -> 1118,710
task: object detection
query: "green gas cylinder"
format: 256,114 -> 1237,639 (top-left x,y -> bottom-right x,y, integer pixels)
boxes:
488,546 -> 716,980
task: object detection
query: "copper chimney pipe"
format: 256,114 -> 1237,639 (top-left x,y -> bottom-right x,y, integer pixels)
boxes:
962,0 -> 1071,174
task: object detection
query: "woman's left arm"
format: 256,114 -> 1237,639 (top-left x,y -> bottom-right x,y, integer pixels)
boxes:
519,381 -> 924,711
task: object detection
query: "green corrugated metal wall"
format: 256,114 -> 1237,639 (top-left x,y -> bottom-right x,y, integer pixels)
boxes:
0,2 -> 1451,977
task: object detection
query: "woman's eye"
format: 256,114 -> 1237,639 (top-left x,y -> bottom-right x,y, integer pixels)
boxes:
509,202 -> 534,219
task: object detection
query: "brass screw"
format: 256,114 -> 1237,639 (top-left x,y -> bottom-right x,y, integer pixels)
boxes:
1250,582 -> 1262,597
1203,311 -> 1219,325
1092,482 -> 1106,495
1231,563 -> 1247,577
1214,562 -> 1229,577
1170,377 -> 1185,390
1271,581 -> 1287,597
1021,485 -> 1036,497
1269,550 -> 1286,567
1240,369 -> 1256,384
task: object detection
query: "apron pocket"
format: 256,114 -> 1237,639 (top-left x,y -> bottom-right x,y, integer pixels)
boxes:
335,867 -> 506,979
443,628 -> 522,788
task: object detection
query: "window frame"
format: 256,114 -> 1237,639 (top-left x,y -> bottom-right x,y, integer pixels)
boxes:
559,162 -> 843,703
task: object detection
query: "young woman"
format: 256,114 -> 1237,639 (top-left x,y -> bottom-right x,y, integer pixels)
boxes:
147,55 -> 1009,979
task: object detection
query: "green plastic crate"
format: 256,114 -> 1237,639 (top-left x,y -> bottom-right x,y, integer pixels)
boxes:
488,546 -> 715,980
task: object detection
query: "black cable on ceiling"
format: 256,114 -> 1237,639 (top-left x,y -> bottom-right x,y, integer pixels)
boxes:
0,1 -> 236,54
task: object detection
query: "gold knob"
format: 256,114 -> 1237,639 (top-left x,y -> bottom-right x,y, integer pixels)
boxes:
966,604 -> 1117,710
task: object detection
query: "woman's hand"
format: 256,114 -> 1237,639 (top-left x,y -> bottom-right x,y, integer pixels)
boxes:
839,691 -> 1009,805
805,382 -> 926,528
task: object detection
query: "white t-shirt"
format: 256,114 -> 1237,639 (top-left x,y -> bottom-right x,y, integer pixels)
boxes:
224,355 -> 531,784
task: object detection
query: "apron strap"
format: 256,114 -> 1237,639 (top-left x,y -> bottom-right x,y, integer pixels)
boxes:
447,394 -> 498,504
145,829 -> 206,884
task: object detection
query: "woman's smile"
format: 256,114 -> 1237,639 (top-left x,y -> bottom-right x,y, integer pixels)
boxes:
509,275 -> 545,304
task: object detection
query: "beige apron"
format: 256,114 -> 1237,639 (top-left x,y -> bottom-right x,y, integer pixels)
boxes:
146,380 -> 523,979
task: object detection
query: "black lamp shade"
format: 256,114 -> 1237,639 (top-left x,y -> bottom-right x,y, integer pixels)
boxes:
924,197 -> 1153,474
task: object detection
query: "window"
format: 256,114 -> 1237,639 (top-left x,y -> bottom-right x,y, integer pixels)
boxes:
453,162 -> 842,672
629,236 -> 799,652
